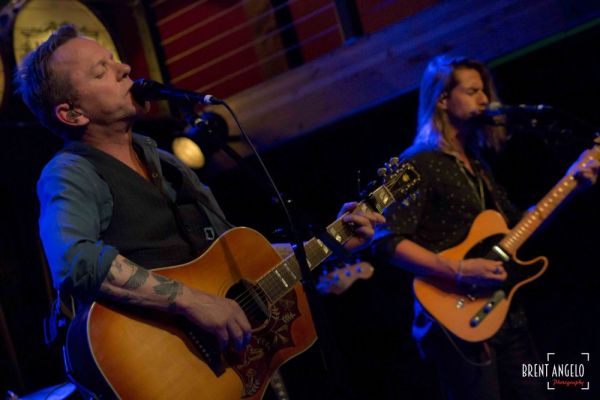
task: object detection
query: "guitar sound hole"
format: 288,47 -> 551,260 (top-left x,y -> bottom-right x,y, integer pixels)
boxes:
227,280 -> 270,329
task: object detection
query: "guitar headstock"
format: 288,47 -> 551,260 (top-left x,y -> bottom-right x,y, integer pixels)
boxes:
365,158 -> 421,213
317,261 -> 374,295
381,157 -> 421,194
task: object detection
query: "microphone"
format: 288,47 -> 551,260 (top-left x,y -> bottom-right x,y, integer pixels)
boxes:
484,101 -> 553,116
130,78 -> 223,105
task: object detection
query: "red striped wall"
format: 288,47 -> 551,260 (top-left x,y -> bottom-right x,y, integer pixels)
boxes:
149,1 -> 438,99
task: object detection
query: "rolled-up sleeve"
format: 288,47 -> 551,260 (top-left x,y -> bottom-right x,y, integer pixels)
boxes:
37,153 -> 118,301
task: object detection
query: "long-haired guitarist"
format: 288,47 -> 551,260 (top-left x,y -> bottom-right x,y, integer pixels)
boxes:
371,55 -> 598,400
15,25 -> 384,398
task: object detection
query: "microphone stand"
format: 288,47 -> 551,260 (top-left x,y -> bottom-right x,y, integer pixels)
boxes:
180,103 -> 353,399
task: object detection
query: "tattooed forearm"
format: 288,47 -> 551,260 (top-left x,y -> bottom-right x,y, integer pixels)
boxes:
106,257 -> 132,284
153,274 -> 183,303
123,266 -> 150,290
99,285 -> 135,305
113,257 -> 124,272
100,255 -> 186,312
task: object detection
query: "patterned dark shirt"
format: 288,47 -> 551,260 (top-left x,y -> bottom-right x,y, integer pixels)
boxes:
372,146 -> 522,341
373,146 -> 521,256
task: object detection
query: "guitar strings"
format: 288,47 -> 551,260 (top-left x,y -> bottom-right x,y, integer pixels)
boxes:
228,241 -> 331,318
223,173 -> 416,317
229,195 -> 371,315
232,251 -> 303,313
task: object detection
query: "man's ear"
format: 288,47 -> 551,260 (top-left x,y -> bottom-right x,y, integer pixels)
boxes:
55,103 -> 89,126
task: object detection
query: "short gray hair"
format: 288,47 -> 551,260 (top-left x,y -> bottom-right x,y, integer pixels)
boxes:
14,24 -> 82,140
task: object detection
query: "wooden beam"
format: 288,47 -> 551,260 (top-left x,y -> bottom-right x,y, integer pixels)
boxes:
204,0 -> 600,170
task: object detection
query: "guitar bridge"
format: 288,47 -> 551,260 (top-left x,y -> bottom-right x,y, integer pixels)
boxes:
184,322 -> 225,376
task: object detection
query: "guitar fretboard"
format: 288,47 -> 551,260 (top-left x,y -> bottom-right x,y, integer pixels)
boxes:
256,203 -> 369,301
256,163 -> 419,302
500,148 -> 599,255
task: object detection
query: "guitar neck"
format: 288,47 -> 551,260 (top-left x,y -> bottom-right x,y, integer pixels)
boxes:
499,148 -> 598,255
255,203 -> 371,301
257,182 -> 400,301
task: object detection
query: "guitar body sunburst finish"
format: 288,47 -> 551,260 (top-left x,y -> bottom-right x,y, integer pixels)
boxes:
413,210 -> 548,342
66,227 -> 316,400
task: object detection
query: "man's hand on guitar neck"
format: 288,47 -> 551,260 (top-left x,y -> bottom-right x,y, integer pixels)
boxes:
100,254 -> 252,352
338,201 -> 386,252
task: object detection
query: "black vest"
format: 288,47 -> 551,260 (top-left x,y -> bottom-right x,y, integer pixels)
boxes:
62,142 -> 216,269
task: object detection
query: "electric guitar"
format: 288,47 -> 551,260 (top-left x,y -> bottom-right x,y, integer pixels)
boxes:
65,160 -> 420,399
413,137 -> 600,342
317,261 -> 374,295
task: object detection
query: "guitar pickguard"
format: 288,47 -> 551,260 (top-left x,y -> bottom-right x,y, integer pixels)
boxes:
227,290 -> 302,398
463,234 -> 546,295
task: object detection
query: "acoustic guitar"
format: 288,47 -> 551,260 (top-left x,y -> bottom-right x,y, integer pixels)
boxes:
65,160 -> 420,399
413,137 -> 600,342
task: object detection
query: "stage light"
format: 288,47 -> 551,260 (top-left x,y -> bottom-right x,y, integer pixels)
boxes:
172,111 -> 229,169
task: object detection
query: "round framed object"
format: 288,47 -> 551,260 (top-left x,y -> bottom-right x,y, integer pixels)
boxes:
13,0 -> 120,65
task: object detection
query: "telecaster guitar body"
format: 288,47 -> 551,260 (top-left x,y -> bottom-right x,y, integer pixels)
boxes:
413,210 -> 547,342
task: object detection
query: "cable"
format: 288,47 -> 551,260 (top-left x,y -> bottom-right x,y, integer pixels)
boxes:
220,100 -> 293,227
439,323 -> 493,367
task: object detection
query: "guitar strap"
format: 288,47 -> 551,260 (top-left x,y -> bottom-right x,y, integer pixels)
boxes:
455,158 -> 486,211
453,149 -> 512,223
473,160 -> 511,223
159,159 -> 219,255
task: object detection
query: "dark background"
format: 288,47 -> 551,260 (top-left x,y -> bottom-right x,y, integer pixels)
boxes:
1,19 -> 599,400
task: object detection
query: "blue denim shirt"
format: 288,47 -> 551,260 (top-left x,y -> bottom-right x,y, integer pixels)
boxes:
37,134 -> 231,300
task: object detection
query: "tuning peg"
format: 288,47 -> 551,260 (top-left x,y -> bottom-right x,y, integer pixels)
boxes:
389,157 -> 399,171
377,167 -> 387,179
